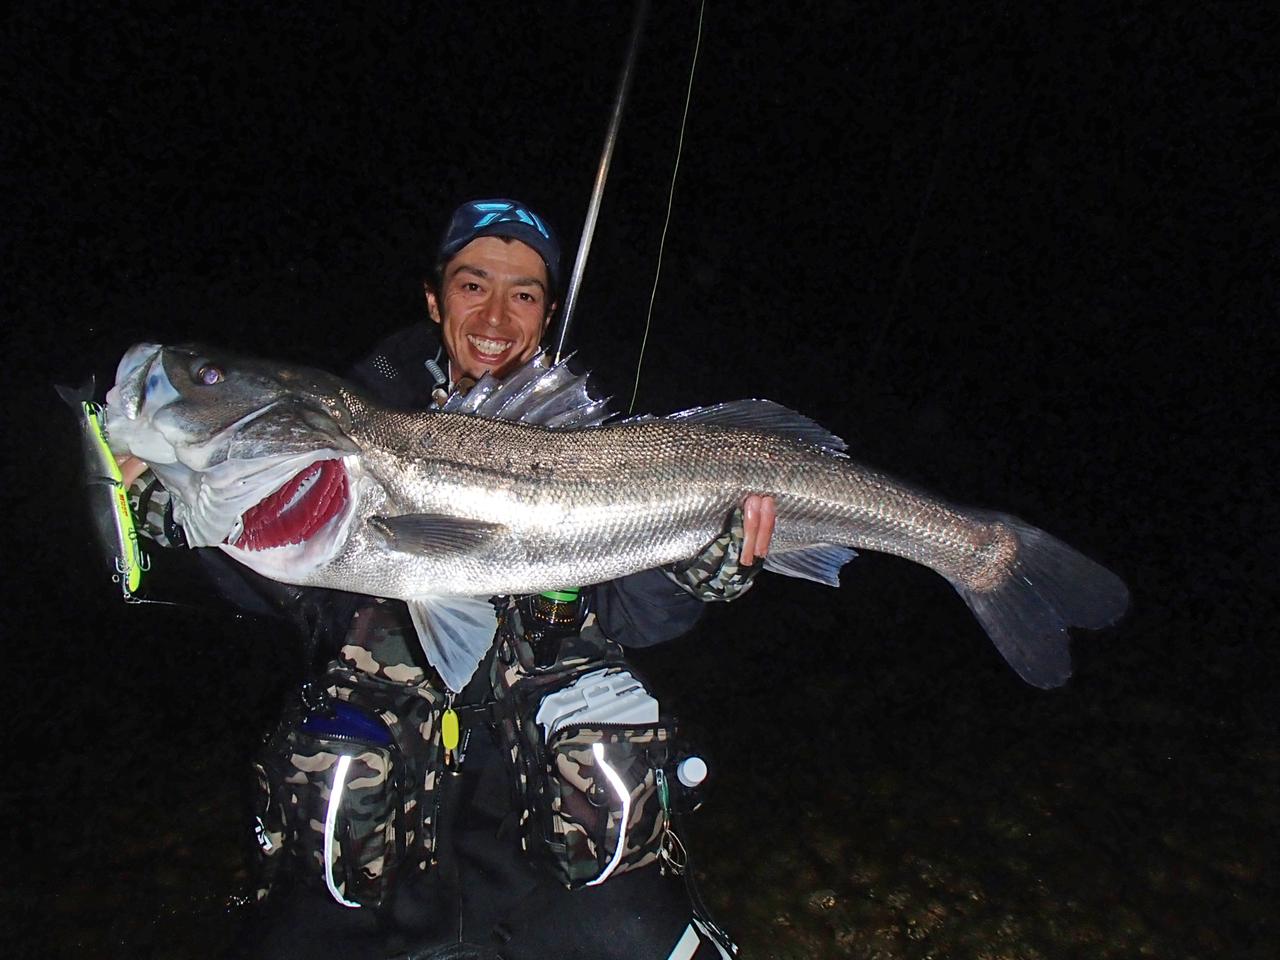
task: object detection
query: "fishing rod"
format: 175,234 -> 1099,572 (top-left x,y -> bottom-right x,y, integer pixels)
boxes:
551,0 -> 709,415
552,0 -> 651,364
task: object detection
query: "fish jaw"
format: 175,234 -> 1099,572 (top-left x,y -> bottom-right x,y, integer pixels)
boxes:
104,343 -> 182,463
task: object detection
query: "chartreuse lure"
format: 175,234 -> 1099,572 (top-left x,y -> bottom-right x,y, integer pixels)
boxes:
59,383 -> 149,599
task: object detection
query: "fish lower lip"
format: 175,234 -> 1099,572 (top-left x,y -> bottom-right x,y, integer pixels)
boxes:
230,459 -> 348,551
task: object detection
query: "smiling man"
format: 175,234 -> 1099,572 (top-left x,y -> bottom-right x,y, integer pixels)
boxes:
428,202 -> 560,383
430,234 -> 550,380
234,199 -> 773,959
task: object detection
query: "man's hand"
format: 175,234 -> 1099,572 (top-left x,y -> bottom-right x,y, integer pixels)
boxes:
665,493 -> 778,602
116,454 -> 149,487
740,493 -> 777,566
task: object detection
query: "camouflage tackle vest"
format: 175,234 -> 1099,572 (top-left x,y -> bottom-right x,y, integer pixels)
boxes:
250,592 -> 689,905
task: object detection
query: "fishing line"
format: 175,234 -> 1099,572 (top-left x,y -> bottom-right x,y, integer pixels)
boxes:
628,0 -> 705,414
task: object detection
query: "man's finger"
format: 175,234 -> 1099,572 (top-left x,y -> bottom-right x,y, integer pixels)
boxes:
741,495 -> 759,565
756,495 -> 777,559
115,454 -> 148,487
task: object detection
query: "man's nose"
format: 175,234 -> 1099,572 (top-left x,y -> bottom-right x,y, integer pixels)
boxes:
484,294 -> 506,326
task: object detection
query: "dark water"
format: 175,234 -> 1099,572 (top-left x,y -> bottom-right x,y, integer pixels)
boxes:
5,1 -> 1276,957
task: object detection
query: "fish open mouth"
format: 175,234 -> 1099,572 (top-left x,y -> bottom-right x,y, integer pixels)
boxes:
229,459 -> 348,551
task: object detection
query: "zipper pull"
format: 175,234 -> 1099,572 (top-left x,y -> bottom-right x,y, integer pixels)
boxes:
442,693 -> 459,768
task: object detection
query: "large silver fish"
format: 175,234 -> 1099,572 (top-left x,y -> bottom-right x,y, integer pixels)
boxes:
104,342 -> 1128,691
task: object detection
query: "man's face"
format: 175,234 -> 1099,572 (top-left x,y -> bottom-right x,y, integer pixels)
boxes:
426,236 -> 554,382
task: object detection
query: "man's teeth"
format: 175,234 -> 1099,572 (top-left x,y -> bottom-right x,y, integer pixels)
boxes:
467,334 -> 512,356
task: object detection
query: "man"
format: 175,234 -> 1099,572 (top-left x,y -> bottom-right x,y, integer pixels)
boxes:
352,198 -> 778,635
122,199 -> 775,958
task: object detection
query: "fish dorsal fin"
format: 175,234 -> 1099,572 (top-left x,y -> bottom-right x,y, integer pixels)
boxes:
438,351 -> 614,428
664,400 -> 848,456
404,596 -> 498,693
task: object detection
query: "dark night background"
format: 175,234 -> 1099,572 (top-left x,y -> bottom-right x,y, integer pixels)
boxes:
3,2 -> 1276,957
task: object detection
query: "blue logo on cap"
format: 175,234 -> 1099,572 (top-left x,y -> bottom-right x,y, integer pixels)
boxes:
469,201 -> 550,240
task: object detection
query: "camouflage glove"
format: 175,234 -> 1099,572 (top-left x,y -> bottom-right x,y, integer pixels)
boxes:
664,506 -> 763,602
128,470 -> 185,547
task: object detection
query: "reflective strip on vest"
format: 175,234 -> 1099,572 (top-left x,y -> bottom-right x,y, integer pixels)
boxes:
585,741 -> 631,887
323,754 -> 362,908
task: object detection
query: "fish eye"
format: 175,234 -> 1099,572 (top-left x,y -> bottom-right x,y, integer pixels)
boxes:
196,363 -> 224,386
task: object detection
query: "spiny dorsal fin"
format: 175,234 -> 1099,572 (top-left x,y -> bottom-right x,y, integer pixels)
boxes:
437,351 -> 613,428
665,400 -> 848,456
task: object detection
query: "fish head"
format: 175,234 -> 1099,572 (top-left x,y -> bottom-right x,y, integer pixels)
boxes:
104,343 -> 364,568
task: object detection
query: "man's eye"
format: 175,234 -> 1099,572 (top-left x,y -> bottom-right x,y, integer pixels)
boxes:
197,364 -> 224,385
515,291 -> 537,303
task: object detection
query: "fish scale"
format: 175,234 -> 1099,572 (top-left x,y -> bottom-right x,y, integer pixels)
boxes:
332,410 -> 1041,603
104,343 -> 1128,691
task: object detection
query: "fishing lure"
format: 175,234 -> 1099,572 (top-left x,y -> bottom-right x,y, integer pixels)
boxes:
58,382 -> 149,599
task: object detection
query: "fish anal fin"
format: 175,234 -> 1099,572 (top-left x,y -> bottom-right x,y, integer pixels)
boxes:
405,596 -> 498,693
370,513 -> 506,554
762,543 -> 857,587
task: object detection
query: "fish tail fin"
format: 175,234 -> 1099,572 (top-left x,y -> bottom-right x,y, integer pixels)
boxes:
949,514 -> 1129,689
55,376 -> 97,410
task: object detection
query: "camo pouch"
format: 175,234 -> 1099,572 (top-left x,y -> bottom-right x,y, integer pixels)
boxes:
492,611 -> 674,888
252,616 -> 446,909
540,721 -> 672,887
252,704 -> 403,908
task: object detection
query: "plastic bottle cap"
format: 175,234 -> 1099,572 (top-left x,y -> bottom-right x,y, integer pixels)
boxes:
677,756 -> 707,788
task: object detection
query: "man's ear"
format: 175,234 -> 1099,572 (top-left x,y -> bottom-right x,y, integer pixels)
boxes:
425,284 -> 442,325
542,302 -> 559,336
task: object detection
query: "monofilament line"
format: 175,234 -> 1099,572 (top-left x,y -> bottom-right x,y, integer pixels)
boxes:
628,0 -> 705,414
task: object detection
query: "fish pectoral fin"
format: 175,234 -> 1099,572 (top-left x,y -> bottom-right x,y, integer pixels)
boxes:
405,596 -> 498,693
369,514 -> 507,554
762,543 -> 857,587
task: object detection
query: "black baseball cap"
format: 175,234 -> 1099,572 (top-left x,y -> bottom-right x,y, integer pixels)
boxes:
436,198 -> 562,294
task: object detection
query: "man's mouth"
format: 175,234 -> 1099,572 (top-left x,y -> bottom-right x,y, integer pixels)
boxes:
466,333 -> 515,361
229,459 -> 348,551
